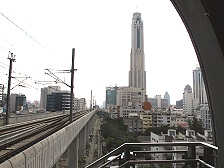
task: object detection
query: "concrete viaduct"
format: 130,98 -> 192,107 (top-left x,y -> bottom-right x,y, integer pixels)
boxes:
1,0 -> 224,167
0,110 -> 97,168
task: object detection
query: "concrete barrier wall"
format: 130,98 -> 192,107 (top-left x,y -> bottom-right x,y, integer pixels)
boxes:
0,110 -> 96,168
0,112 -> 65,126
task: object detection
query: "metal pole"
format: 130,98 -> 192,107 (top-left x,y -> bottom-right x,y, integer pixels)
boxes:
70,48 -> 75,123
6,52 -> 15,125
90,90 -> 92,111
0,84 -> 4,107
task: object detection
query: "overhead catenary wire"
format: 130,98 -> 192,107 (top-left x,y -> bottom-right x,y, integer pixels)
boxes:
0,61 -> 61,95
0,11 -> 46,49
0,12 -> 69,100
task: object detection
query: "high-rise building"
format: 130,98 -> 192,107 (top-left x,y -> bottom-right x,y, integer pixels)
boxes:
193,67 -> 208,104
129,13 -> 146,92
105,86 -> 118,108
183,85 -> 195,115
164,91 -> 170,106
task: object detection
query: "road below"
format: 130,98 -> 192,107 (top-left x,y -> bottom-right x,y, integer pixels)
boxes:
85,116 -> 101,166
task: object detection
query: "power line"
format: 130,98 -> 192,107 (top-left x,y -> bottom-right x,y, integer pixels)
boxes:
0,11 -> 46,49
0,35 -> 14,47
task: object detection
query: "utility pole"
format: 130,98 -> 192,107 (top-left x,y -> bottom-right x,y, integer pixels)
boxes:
6,52 -> 16,125
90,90 -> 92,111
70,48 -> 75,123
43,48 -> 76,123
0,84 -> 4,107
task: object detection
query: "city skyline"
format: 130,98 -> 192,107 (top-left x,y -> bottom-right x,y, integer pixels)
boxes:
0,0 -> 199,106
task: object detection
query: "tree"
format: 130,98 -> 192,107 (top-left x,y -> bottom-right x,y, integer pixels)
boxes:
188,116 -> 204,134
144,125 -> 170,135
101,118 -> 139,152
176,125 -> 186,134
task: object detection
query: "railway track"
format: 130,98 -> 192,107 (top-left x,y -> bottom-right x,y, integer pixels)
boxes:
0,110 -> 89,164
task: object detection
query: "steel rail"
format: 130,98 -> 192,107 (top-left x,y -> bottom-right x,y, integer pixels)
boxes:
0,110 -> 90,163
0,113 -> 69,134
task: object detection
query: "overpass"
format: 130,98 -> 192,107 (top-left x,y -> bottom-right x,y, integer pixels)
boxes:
0,109 -> 97,168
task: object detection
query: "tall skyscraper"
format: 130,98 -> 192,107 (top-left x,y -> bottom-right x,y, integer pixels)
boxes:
193,67 -> 208,104
129,13 -> 146,91
164,91 -> 170,105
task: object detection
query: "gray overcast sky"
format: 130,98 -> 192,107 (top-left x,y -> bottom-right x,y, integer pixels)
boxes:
0,0 -> 198,106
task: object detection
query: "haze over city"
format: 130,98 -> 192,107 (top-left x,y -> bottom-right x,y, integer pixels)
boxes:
0,0 -> 198,106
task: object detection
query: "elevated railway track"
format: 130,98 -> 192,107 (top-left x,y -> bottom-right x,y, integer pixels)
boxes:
0,110 -> 90,164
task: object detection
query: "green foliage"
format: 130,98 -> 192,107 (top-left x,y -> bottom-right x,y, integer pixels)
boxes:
96,110 -> 110,120
188,116 -> 204,134
78,156 -> 86,168
176,125 -> 186,134
101,118 -> 139,151
144,125 -> 170,135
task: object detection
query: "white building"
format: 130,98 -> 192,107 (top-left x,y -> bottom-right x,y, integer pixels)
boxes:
74,98 -> 86,110
183,85 -> 196,115
148,95 -> 169,109
107,104 -> 118,119
154,112 -> 171,127
129,12 -> 146,92
119,106 -> 144,118
116,86 -> 146,108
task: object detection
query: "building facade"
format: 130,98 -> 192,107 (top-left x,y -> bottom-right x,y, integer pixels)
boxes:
164,91 -> 170,106
116,86 -> 146,108
74,98 -> 86,110
200,104 -> 211,130
176,99 -> 183,109
46,91 -> 72,112
193,67 -> 208,104
105,86 -> 118,108
10,93 -> 27,112
40,86 -> 61,110
148,95 -> 169,109
129,12 -> 146,92
183,85 -> 195,115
